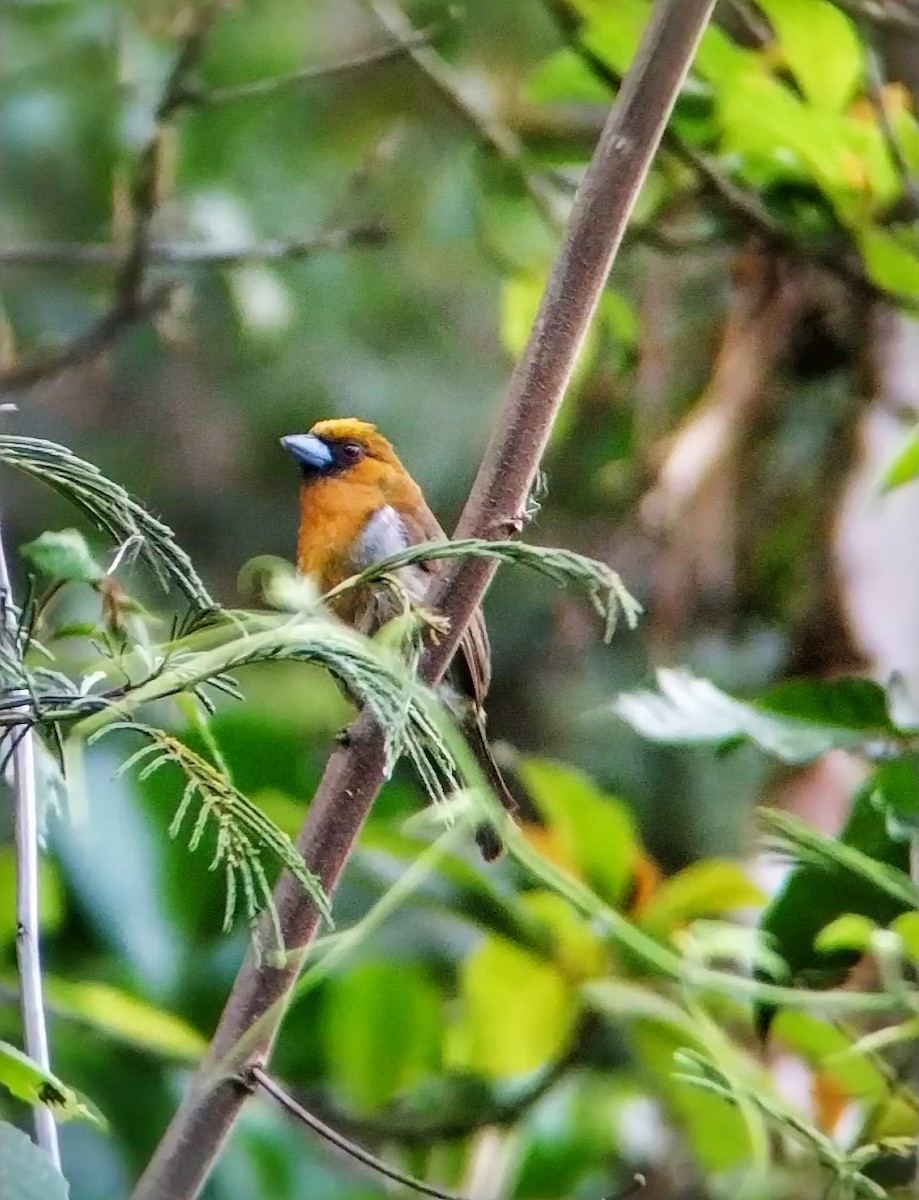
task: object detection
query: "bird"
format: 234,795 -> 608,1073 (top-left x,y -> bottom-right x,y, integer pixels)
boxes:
280,417 -> 517,860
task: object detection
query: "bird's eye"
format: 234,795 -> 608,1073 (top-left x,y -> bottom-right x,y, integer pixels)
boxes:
340,441 -> 364,464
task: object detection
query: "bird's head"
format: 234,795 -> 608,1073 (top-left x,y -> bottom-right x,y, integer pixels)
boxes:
279,418 -> 404,488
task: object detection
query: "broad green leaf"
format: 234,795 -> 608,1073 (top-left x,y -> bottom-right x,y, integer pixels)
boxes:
0,849 -> 63,951
758,0 -> 862,113
892,911 -> 919,961
859,226 -> 919,299
639,860 -> 765,935
0,1120 -> 68,1200
773,1012 -> 886,1104
870,754 -> 919,836
322,962 -> 442,1115
42,979 -> 206,1064
20,529 -> 103,586
525,48 -> 610,105
518,758 -> 639,905
613,669 -> 904,763
756,771 -> 911,1035
814,913 -> 877,955
450,936 -> 578,1079
521,891 -> 607,979
0,1040 -> 105,1128
881,423 -> 919,492
573,0 -> 649,76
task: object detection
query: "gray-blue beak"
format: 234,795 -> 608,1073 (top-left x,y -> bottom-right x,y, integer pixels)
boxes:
280,433 -> 334,471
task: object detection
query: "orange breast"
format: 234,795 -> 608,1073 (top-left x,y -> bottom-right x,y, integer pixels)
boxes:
296,477 -> 381,592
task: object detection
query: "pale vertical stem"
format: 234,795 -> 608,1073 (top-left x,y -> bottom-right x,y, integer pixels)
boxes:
0,515 -> 61,1168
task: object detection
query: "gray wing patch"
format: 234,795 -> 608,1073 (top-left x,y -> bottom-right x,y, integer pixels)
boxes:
351,505 -> 410,568
351,506 -> 429,628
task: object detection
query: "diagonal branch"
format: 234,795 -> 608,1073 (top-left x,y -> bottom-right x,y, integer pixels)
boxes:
129,3 -> 716,1198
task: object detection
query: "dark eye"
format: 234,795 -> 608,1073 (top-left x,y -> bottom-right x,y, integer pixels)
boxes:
340,441 -> 364,464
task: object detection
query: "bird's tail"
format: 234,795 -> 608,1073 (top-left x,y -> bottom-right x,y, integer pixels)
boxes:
464,716 -> 519,862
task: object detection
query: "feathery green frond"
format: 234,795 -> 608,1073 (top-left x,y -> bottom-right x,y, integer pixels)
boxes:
760,809 -> 919,910
97,723 -> 331,934
323,538 -> 642,639
0,436 -> 214,610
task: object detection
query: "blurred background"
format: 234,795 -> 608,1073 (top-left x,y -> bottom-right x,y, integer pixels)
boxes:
3,0 -> 919,1197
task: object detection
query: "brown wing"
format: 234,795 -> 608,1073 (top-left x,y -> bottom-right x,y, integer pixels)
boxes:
400,502 -> 491,709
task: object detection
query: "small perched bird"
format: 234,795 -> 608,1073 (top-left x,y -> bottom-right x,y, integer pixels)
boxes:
280,417 -> 516,860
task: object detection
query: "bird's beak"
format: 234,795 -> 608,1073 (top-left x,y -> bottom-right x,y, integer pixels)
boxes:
279,433 -> 334,471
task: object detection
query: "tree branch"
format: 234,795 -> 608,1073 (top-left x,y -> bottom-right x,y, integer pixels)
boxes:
130,3 -> 716,1198
0,224 -> 389,270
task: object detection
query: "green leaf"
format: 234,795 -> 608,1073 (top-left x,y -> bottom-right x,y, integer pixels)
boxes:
613,670 -> 904,763
758,0 -> 862,112
881,423 -> 919,492
322,962 -> 442,1115
450,935 -> 579,1079
869,754 -> 919,836
0,1040 -> 105,1128
859,226 -> 919,299
521,891 -> 607,979
524,48 -> 610,105
639,859 -> 765,935
41,978 -> 206,1064
772,1011 -> 887,1104
20,529 -> 103,586
756,770 -> 912,1035
0,850 -> 63,951
814,914 -> 878,955
518,757 -> 639,906
0,1120 -> 68,1200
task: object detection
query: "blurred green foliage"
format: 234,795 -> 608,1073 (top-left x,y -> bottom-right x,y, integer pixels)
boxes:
4,1 -> 919,1199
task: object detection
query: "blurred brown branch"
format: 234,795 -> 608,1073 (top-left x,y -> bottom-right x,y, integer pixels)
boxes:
0,223 -> 389,269
0,285 -> 174,392
130,2 -> 716,1198
831,0 -> 919,31
198,27 -> 436,104
0,4 -> 394,395
0,3 -> 221,394
250,1067 -> 468,1200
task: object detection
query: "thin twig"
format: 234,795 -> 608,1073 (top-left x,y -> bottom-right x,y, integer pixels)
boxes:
0,224 -> 389,270
199,28 -> 436,104
0,285 -> 173,393
862,37 -> 919,215
830,0 -> 919,32
130,4 -> 715,1200
0,516 -> 59,1167
0,6 -> 221,394
361,0 -> 569,229
115,2 -> 222,309
251,1067 -> 470,1200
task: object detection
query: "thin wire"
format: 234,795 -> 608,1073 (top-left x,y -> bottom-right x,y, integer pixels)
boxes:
0,513 -> 60,1167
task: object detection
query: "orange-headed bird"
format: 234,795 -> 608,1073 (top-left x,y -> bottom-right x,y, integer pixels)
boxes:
280,417 -> 516,860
